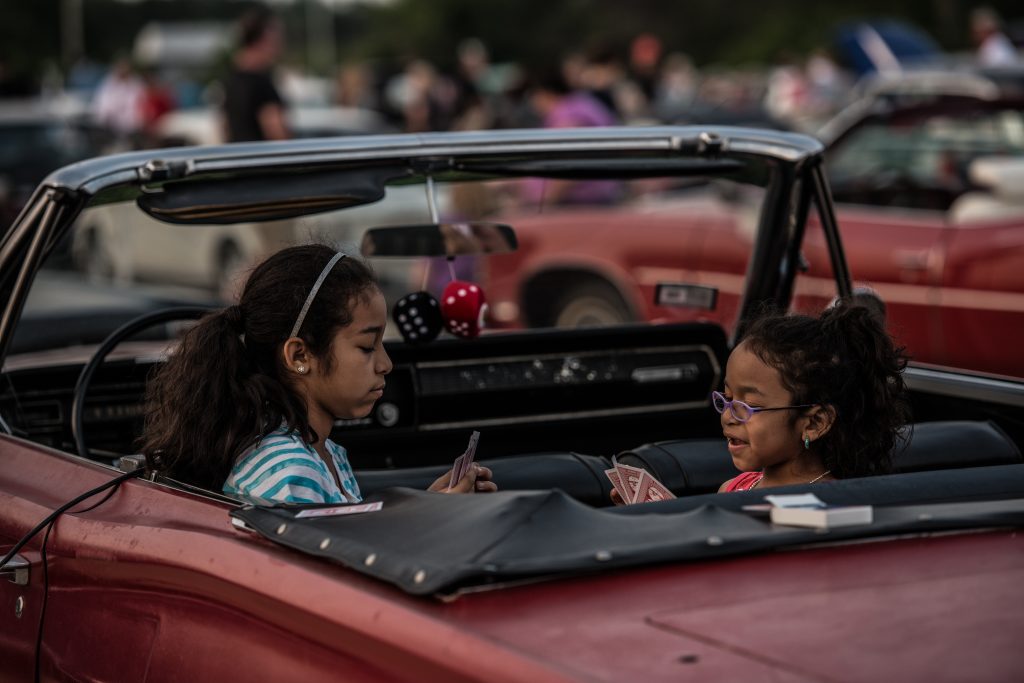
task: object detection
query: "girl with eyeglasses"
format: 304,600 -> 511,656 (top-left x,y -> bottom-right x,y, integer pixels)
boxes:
716,300 -> 910,492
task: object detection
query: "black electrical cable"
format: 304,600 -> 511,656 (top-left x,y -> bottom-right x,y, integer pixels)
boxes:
1,466 -> 145,680
0,467 -> 145,572
31,472 -> 128,682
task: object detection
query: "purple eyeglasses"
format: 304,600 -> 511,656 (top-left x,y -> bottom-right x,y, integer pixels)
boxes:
711,390 -> 815,423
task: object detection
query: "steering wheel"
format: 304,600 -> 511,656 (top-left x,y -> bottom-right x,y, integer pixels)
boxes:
71,307 -> 212,460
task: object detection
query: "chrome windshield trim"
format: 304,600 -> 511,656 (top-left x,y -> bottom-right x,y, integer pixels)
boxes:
905,366 -> 1024,408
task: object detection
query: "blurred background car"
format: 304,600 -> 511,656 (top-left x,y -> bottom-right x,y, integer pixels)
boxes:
0,98 -> 114,230
817,68 -> 1024,375
483,72 -> 1024,377
68,102 -> 408,301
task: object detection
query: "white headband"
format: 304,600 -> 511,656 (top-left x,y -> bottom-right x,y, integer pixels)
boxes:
289,252 -> 346,338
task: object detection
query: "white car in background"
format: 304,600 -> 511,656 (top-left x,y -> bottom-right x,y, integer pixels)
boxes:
69,105 -> 422,302
71,184 -> 438,302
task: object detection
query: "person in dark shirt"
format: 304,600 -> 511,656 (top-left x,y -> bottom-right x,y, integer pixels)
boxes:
222,8 -> 289,143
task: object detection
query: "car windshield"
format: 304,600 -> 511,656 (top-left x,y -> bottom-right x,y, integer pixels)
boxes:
13,169 -> 779,357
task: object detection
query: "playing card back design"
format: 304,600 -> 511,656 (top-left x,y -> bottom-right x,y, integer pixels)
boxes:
448,430 -> 481,489
634,470 -> 676,503
607,457 -> 676,504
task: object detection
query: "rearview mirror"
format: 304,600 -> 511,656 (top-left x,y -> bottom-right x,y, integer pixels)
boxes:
360,223 -> 517,258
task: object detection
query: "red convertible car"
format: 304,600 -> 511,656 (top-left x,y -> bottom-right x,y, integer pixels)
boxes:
1,128 -> 1023,682
483,92 -> 1024,378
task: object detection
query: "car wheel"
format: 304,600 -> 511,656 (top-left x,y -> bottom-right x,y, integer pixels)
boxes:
552,281 -> 632,328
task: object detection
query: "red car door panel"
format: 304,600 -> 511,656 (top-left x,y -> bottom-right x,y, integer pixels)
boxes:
942,218 -> 1024,377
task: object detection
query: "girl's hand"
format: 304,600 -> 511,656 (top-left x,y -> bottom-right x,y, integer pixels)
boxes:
428,464 -> 498,494
609,488 -> 626,506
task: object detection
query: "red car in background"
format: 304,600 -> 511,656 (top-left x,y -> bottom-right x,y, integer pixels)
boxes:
485,89 -> 1024,378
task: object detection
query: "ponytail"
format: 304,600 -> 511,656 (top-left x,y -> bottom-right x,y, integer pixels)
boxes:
141,306 -> 304,490
742,299 -> 909,478
141,244 -> 378,491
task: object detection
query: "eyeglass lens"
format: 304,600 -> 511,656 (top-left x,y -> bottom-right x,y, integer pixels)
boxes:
712,391 -> 753,421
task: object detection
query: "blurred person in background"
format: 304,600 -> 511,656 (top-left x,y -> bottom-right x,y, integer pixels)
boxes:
764,51 -> 811,129
629,33 -> 662,104
449,38 -> 496,131
653,52 -> 698,122
522,70 -> 620,205
804,47 -> 849,121
139,68 -> 176,148
579,43 -> 627,119
971,7 -> 1019,67
385,59 -> 448,133
91,57 -> 144,148
334,62 -> 379,111
222,7 -> 289,142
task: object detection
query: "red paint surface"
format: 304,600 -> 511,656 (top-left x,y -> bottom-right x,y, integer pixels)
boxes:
3,436 -> 1024,682
485,202 -> 1024,378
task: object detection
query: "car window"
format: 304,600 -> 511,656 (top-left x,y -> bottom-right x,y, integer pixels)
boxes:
827,107 -> 1024,211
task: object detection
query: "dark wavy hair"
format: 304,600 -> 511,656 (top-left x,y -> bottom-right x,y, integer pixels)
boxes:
740,299 -> 910,478
140,245 -> 378,491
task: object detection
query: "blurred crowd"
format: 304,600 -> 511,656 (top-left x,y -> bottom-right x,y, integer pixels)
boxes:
0,4 -> 1021,153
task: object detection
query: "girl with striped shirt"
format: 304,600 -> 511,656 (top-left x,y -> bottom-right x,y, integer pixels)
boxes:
142,245 -> 496,504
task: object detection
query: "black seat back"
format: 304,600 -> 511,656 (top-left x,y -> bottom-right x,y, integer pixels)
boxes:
610,463 -> 1024,514
357,451 -> 614,506
617,420 -> 1023,497
893,420 -> 1022,472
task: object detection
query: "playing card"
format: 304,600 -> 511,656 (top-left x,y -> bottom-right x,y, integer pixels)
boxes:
295,501 -> 383,518
634,470 -> 676,503
615,462 -> 647,504
448,453 -> 467,490
448,431 -> 481,489
604,468 -> 627,501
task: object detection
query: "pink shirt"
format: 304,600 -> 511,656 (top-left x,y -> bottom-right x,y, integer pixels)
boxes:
723,471 -> 763,492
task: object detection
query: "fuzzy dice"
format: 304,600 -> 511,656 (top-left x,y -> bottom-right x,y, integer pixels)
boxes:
392,291 -> 443,344
441,280 -> 488,338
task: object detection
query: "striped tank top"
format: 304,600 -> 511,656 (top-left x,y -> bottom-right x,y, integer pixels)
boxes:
223,426 -> 361,505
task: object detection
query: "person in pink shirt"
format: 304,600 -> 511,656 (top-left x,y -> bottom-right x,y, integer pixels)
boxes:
523,72 -> 621,206
717,300 -> 909,492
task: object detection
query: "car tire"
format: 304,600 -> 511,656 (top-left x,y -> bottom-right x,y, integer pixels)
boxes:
552,281 -> 632,328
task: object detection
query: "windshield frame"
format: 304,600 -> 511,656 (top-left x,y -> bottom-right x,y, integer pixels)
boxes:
0,126 -> 841,372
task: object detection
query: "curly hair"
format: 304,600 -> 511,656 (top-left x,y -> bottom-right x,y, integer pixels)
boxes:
740,300 -> 910,478
140,245 -> 378,491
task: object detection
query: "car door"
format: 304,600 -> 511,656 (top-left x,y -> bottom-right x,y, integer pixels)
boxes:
828,204 -> 947,363
0,543 -> 44,681
823,115 -> 953,366
824,99 -> 1024,373
942,213 -> 1024,377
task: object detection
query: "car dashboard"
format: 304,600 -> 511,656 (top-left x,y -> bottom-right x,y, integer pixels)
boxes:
0,322 -> 727,468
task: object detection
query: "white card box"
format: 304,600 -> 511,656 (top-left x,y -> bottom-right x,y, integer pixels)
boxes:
769,504 -> 873,529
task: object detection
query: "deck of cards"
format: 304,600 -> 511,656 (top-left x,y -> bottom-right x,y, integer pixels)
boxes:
448,430 -> 481,490
605,457 -> 676,504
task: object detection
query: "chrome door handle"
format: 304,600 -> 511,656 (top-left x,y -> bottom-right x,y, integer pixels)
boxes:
894,250 -> 930,271
1,554 -> 30,586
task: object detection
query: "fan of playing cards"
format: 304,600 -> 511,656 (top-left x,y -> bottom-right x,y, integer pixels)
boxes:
605,457 -> 677,504
448,430 -> 481,490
